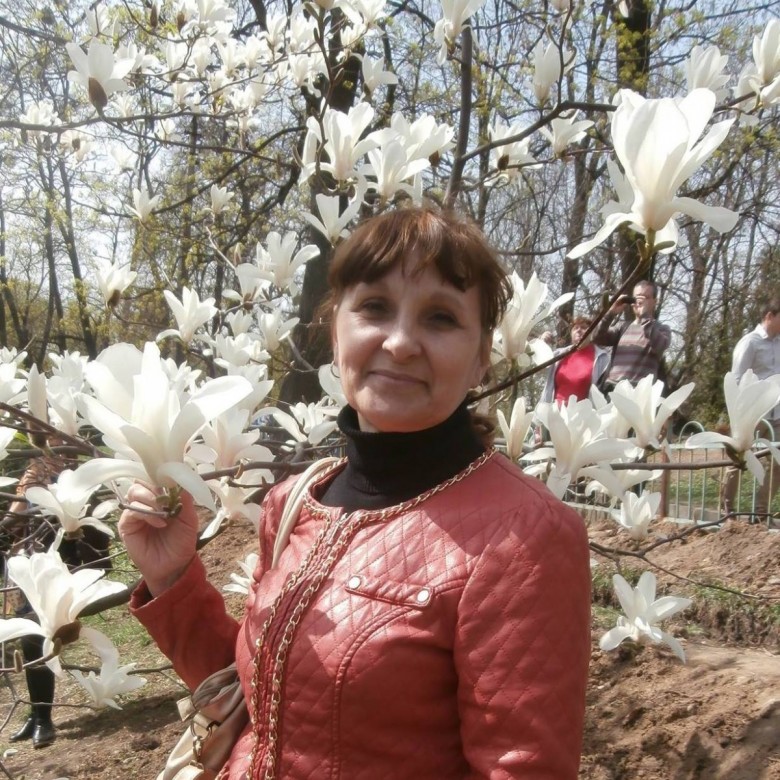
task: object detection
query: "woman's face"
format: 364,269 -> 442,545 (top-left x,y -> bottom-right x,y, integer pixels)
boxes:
333,264 -> 489,433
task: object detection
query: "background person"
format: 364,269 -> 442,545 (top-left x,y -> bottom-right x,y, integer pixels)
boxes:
721,298 -> 780,520
593,280 -> 671,393
2,441 -> 111,748
540,316 -> 610,406
119,207 -> 592,780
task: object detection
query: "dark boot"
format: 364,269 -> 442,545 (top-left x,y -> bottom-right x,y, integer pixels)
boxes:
9,715 -> 36,742
19,635 -> 56,748
31,715 -> 55,748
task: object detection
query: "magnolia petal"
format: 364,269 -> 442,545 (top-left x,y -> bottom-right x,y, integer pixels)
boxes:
157,462 -> 215,510
660,630 -> 687,662
673,197 -> 739,234
685,431 -> 732,449
599,624 -> 634,651
69,458 -> 150,493
745,450 -> 766,483
81,625 -> 118,665
0,617 -> 45,642
612,574 -> 637,618
567,212 -> 636,259
649,595 -> 692,622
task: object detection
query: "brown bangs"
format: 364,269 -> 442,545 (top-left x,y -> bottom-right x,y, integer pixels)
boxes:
328,206 -> 511,332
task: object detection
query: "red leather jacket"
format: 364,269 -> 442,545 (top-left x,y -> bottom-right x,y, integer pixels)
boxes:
132,452 -> 591,779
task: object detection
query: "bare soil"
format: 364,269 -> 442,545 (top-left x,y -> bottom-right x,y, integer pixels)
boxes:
2,515 -> 779,780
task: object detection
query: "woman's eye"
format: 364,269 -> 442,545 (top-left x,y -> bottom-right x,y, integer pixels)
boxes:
429,311 -> 458,327
359,299 -> 388,315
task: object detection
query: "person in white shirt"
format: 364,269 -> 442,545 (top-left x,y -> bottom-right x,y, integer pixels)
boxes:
721,299 -> 780,519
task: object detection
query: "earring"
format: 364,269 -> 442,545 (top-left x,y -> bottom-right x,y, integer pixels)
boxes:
329,363 -> 341,379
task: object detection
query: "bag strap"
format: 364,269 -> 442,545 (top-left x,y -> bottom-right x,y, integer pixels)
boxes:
271,457 -> 339,568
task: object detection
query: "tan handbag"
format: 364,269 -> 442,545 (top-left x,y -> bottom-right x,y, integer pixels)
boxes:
159,457 -> 340,780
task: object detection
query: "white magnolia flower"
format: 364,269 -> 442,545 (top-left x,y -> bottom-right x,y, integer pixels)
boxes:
110,145 -> 136,172
347,0 -> 387,26
19,101 -> 58,140
318,364 -> 347,408
550,0 -> 570,11
433,0 -> 488,65
270,401 -> 339,446
158,287 -> 217,344
188,408 -> 272,472
201,479 -> 262,539
213,333 -> 269,368
129,188 -> 161,223
254,232 -> 319,296
210,184 -> 234,215
302,104 -> 378,184
610,490 -> 662,540
685,45 -> 729,101
686,370 -> 780,482
492,272 -> 572,365
363,140 -> 429,201
25,470 -> 114,538
59,129 -> 92,161
580,464 -> 663,505
223,552 -> 259,596
0,543 -> 128,674
0,362 -> 27,405
257,310 -> 299,353
609,375 -> 695,451
361,55 -> 398,94
569,89 -> 739,259
96,260 -> 137,307
748,19 -> 780,106
528,397 -> 634,500
302,187 -> 364,245
180,0 -> 236,34
26,364 -> 48,423
75,342 -> 253,508
70,630 -> 146,709
223,263 -> 266,307
497,398 -> 533,461
66,40 -> 133,111
539,112 -> 593,156
532,40 -> 575,105
600,571 -> 691,662
489,118 -> 537,179
378,113 -> 455,163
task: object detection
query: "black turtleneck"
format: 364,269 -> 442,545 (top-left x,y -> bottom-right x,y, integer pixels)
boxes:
319,401 -> 485,513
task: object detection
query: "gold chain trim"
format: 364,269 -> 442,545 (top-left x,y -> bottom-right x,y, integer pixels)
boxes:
246,448 -> 495,780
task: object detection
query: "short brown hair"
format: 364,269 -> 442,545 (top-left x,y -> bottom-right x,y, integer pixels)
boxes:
570,316 -> 591,330
327,206 -> 512,333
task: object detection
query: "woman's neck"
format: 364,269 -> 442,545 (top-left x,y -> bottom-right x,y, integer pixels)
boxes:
318,401 -> 485,512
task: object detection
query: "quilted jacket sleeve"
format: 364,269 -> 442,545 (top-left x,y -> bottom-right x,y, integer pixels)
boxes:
453,486 -> 591,779
130,556 -> 240,690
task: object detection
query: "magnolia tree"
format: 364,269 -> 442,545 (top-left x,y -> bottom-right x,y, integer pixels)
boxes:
0,0 -> 777,723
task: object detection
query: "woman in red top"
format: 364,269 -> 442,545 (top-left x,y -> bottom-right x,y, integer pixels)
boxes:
540,316 -> 610,406
120,207 -> 591,780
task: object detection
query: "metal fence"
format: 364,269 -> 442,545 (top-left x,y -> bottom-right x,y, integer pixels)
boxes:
517,419 -> 779,526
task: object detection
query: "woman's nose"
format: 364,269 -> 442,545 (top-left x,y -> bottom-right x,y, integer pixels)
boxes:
383,317 -> 421,360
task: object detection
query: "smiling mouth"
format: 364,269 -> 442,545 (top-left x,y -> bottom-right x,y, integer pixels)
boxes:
370,370 -> 425,385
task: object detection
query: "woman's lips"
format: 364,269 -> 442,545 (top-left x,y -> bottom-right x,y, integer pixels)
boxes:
368,369 -> 425,385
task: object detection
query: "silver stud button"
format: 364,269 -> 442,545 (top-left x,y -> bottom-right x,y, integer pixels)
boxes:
416,588 -> 431,603
347,575 -> 361,589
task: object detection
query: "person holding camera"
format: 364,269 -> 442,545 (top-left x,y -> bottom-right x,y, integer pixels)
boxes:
593,280 -> 671,394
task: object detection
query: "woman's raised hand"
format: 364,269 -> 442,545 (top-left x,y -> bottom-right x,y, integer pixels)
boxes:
118,483 -> 199,597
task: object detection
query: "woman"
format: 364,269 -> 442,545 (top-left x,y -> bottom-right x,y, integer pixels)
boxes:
120,207 -> 591,779
540,316 -> 610,407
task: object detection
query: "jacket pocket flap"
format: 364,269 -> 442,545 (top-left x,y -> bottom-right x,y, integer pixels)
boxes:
345,574 -> 434,609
